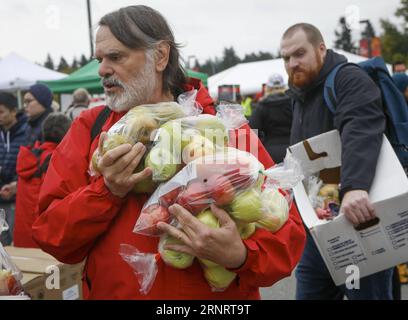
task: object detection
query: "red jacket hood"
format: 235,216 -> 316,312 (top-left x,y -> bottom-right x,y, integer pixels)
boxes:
16,142 -> 58,179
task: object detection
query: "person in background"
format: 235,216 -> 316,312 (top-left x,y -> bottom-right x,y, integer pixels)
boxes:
392,61 -> 407,74
65,88 -> 91,120
392,72 -> 408,104
23,83 -> 54,146
0,92 -> 28,245
13,113 -> 71,248
280,23 -> 393,300
241,95 -> 253,118
249,73 -> 292,163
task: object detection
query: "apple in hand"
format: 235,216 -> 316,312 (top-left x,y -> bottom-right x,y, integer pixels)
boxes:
159,186 -> 184,208
176,180 -> 211,215
159,234 -> 195,269
236,222 -> 256,239
145,146 -> 178,182
230,188 -> 263,223
136,204 -> 171,236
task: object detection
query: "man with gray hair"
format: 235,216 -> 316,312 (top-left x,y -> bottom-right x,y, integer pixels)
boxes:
32,5 -> 305,299
65,88 -> 90,120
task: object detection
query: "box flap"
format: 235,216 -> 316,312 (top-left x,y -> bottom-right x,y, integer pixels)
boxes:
288,130 -> 342,177
4,247 -> 59,261
369,137 -> 408,203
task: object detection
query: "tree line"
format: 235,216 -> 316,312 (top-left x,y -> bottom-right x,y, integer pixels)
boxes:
334,0 -> 408,65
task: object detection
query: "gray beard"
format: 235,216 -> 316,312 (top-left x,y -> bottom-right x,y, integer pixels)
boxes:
106,53 -> 157,112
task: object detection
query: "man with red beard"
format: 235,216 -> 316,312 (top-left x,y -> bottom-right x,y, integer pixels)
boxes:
280,23 -> 393,299
31,5 -> 306,299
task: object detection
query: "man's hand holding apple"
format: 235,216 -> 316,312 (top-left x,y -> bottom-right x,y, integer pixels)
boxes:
157,204 -> 247,269
97,132 -> 152,198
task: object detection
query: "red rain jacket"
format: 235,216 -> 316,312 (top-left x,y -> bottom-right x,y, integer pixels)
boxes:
32,80 -> 305,299
14,142 -> 58,248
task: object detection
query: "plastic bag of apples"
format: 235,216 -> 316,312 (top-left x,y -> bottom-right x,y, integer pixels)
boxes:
134,148 -> 302,237
89,96 -> 246,195
0,210 -> 25,298
120,150 -> 303,294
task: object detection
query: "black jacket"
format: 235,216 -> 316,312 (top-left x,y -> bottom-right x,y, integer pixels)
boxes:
249,92 -> 292,163
287,49 -> 385,199
26,109 -> 52,146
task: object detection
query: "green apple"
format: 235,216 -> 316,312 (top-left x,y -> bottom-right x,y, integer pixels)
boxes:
203,265 -> 236,290
196,117 -> 228,147
197,209 -> 220,228
181,128 -> 203,150
182,135 -> 215,164
159,235 -> 195,269
158,121 -> 182,152
145,146 -> 178,181
230,188 -> 263,223
257,189 -> 289,232
236,222 -> 256,239
124,113 -> 159,145
102,133 -> 131,155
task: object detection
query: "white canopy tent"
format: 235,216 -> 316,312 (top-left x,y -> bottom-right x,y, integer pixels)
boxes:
0,52 -> 67,107
208,49 -> 392,98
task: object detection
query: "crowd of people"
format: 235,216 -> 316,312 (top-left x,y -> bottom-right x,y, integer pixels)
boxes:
1,5 -> 408,300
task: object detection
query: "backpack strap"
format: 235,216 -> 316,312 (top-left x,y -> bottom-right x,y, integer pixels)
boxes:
323,62 -> 356,113
90,106 -> 112,142
39,154 -> 52,176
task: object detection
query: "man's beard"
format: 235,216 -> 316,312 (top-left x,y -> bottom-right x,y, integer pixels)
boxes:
288,50 -> 324,90
103,53 -> 157,112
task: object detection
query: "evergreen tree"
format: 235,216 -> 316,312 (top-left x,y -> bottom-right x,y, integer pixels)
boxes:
380,0 -> 408,64
71,57 -> 78,70
44,53 -> 55,70
220,47 -> 241,70
334,17 -> 357,53
57,57 -> 69,73
80,54 -> 89,67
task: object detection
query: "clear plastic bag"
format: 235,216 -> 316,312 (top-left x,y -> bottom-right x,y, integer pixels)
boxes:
119,244 -> 159,295
305,175 -> 340,220
134,148 -> 302,236
216,103 -> 248,130
134,148 -> 263,235
0,209 -> 24,296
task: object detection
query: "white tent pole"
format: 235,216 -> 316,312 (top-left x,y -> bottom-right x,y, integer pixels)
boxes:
17,89 -> 22,109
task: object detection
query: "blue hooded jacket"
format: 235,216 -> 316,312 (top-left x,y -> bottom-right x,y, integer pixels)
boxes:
0,112 -> 28,202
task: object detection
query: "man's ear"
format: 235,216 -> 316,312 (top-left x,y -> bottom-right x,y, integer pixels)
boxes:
319,42 -> 327,59
154,41 -> 171,72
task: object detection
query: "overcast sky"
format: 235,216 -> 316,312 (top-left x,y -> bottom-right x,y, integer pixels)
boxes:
0,0 -> 403,66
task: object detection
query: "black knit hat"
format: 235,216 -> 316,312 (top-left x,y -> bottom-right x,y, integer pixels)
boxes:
28,84 -> 53,111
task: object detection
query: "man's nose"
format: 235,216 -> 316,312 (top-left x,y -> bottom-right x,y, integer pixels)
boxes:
289,57 -> 299,69
98,59 -> 114,78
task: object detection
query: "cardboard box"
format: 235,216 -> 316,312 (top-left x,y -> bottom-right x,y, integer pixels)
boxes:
289,130 -> 408,285
4,246 -> 84,300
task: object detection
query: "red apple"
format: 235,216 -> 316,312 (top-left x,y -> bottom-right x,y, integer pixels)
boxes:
176,180 -> 211,214
159,186 -> 184,208
137,204 -> 171,235
204,174 -> 235,206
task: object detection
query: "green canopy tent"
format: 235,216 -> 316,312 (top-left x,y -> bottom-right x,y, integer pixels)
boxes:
42,60 -> 208,94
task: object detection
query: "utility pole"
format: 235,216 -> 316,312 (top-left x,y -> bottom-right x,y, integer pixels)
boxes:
87,0 -> 94,58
